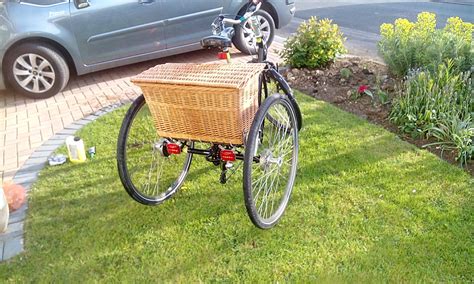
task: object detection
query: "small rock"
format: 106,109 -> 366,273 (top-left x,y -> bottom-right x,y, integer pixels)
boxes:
333,96 -> 345,103
362,68 -> 373,75
312,70 -> 324,77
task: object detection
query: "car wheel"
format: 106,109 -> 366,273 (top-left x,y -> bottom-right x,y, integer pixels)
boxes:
4,43 -> 69,99
233,10 -> 275,55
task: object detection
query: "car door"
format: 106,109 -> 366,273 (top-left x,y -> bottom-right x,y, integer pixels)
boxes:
161,0 -> 230,49
69,0 -> 166,66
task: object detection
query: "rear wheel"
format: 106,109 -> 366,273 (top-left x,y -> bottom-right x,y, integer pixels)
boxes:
4,43 -> 69,99
243,94 -> 299,229
117,95 -> 193,205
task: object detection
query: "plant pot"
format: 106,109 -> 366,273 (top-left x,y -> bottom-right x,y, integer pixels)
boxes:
0,187 -> 8,233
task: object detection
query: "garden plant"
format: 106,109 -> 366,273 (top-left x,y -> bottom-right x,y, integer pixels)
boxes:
380,12 -> 473,168
280,16 -> 346,69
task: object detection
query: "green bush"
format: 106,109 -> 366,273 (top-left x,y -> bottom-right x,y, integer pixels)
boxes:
280,17 -> 346,68
390,61 -> 474,165
378,12 -> 473,77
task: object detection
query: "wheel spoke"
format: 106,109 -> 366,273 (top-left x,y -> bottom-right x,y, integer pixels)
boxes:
42,71 -> 55,79
19,75 -> 34,88
13,67 -> 30,76
16,57 -> 31,69
260,21 -> 270,31
32,78 -> 40,93
39,77 -> 52,90
37,60 -> 50,71
29,54 -> 38,69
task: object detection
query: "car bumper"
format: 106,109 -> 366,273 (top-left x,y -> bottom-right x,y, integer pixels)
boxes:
0,54 -> 4,90
270,0 -> 295,28
0,73 -> 5,90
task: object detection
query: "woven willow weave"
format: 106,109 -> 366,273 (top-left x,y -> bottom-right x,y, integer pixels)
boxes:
132,63 -> 266,145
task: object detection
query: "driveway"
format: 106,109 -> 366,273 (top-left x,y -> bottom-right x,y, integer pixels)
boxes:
279,0 -> 474,58
0,45 -> 283,184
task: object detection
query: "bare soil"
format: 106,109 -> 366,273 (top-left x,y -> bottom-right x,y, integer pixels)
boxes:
282,56 -> 473,175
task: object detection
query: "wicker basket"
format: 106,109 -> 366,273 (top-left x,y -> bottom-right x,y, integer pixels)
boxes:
131,63 -> 266,145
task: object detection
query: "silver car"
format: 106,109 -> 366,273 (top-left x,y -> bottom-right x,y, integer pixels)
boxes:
0,0 -> 295,98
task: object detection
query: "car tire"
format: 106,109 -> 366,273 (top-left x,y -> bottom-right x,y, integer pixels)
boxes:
233,9 -> 275,55
4,43 -> 69,99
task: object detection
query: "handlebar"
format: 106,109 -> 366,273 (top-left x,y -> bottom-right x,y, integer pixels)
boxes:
223,1 -> 262,25
201,0 -> 263,51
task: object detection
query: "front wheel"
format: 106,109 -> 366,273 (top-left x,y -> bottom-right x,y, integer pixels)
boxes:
117,95 -> 193,205
243,94 -> 299,229
4,43 -> 69,99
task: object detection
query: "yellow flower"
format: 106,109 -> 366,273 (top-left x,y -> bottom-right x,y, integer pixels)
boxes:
380,23 -> 394,38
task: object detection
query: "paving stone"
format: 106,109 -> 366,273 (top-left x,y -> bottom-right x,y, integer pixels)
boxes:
0,222 -> 23,242
7,209 -> 26,225
12,174 -> 38,186
63,123 -> 83,131
15,163 -> 46,174
56,128 -> 77,136
81,115 -> 99,122
73,119 -> 89,125
22,159 -> 47,168
3,236 -> 23,260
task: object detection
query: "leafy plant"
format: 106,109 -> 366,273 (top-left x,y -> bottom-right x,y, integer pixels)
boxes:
376,90 -> 390,105
340,68 -> 352,79
378,12 -> 473,77
390,61 -> 473,165
425,117 -> 474,167
280,17 -> 346,68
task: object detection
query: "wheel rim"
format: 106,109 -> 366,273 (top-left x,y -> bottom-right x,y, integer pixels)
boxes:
123,101 -> 192,203
250,99 -> 298,225
13,53 -> 56,94
242,15 -> 271,52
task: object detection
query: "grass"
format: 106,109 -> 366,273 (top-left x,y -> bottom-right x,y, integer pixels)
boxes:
1,92 -> 472,282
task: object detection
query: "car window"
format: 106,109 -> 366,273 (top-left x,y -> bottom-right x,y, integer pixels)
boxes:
20,0 -> 67,5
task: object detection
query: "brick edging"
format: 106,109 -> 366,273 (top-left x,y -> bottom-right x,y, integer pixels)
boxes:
0,100 -> 130,262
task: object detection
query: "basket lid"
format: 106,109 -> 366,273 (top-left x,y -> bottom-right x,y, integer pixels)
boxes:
131,63 -> 266,89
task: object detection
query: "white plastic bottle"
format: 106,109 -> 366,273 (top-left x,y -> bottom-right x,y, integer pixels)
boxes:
66,136 -> 87,163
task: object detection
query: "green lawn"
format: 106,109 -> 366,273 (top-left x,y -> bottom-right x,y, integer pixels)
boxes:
1,92 -> 472,282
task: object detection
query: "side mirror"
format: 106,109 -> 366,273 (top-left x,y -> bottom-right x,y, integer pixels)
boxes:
74,0 -> 90,9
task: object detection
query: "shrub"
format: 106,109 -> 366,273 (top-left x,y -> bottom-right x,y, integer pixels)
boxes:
390,61 -> 474,165
378,12 -> 473,77
280,17 -> 346,68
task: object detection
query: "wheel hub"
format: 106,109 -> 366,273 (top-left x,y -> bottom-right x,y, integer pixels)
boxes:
260,149 -> 283,170
13,53 -> 55,94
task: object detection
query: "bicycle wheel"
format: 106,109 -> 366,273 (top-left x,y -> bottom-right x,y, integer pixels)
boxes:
243,94 -> 299,229
262,69 -> 303,132
117,95 -> 193,205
